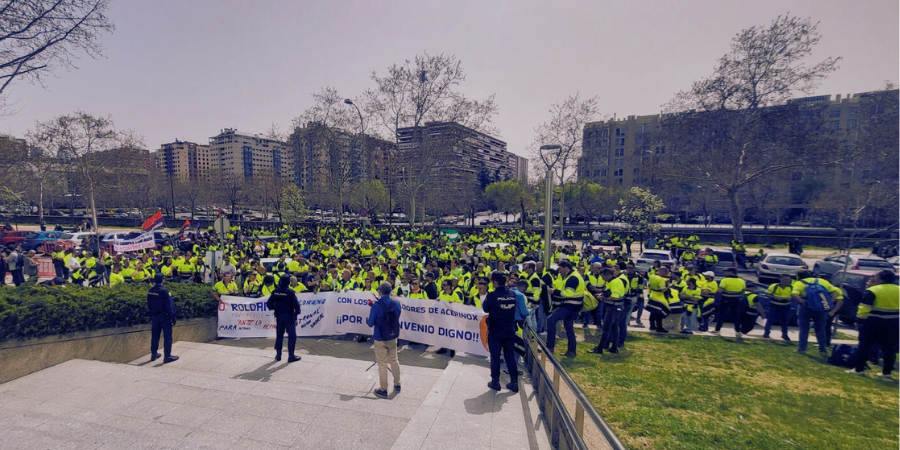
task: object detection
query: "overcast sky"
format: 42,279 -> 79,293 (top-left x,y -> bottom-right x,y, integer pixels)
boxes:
0,0 -> 896,159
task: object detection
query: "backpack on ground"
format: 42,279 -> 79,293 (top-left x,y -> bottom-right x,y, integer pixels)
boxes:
828,344 -> 857,368
377,300 -> 400,341
802,279 -> 833,312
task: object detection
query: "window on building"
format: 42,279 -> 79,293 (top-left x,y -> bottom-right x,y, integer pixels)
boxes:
846,119 -> 858,130
614,148 -> 624,157
848,107 -> 859,119
600,169 -> 607,177
616,128 -> 621,136
615,158 -> 623,167
829,109 -> 841,118
827,120 -> 840,130
617,178 -> 623,185
614,169 -> 623,177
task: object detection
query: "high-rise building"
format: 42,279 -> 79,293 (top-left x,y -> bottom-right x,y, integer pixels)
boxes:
154,140 -> 210,181
396,122 -> 523,211
208,128 -> 292,181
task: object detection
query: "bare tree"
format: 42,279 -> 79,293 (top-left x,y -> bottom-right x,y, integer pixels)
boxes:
364,52 -> 498,226
290,86 -> 363,227
214,171 -> 246,218
0,0 -> 114,106
662,14 -> 841,240
29,111 -> 140,246
532,93 -> 601,234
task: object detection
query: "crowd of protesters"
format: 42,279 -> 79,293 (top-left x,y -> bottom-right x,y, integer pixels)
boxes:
28,222 -> 896,375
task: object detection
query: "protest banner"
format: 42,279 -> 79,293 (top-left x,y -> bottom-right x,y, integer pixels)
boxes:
113,232 -> 156,253
217,291 -> 489,357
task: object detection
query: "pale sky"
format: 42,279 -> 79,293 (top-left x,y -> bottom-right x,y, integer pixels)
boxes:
0,0 -> 897,159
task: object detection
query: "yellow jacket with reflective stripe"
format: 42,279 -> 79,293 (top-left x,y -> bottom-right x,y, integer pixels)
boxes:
858,283 -> 899,319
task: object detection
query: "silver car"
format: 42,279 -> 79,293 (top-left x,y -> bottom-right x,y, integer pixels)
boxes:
634,249 -> 675,274
756,253 -> 805,283
813,253 -> 894,278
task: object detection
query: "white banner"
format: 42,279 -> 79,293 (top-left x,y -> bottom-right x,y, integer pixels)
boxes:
217,291 -> 488,357
113,232 -> 155,253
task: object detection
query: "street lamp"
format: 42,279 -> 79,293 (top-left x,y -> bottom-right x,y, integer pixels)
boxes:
539,144 -> 561,268
344,99 -> 367,229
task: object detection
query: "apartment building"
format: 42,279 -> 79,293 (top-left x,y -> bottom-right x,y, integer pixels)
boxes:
208,128 -> 293,181
154,140 -> 210,181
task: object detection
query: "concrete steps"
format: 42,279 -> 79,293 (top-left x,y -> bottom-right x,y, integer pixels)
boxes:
0,341 -> 551,450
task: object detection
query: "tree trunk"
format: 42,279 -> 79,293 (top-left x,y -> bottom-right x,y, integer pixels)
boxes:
39,179 -> 44,225
409,195 -> 416,228
338,190 -> 344,229
88,185 -> 101,255
764,218 -> 772,248
726,188 -> 744,241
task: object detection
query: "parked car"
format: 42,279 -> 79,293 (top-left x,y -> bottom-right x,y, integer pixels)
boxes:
20,231 -> 65,252
710,250 -> 737,276
634,249 -> 676,274
0,231 -> 34,248
829,269 -> 894,325
58,232 -> 97,246
813,254 -> 894,279
756,253 -> 805,283
100,231 -> 134,244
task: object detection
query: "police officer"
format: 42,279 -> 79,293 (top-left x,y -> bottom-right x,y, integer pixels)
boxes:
483,270 -> 519,393
266,276 -> 302,362
147,274 -> 178,363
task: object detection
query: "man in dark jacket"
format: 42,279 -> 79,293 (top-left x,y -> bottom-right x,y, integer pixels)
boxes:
267,276 -> 302,362
483,271 -> 519,393
366,282 -> 402,399
148,274 -> 179,363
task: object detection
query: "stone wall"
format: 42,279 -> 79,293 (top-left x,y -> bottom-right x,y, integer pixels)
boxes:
0,318 -> 217,384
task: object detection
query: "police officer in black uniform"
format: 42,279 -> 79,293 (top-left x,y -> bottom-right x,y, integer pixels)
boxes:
483,270 -> 519,393
267,276 -> 302,362
148,274 -> 179,363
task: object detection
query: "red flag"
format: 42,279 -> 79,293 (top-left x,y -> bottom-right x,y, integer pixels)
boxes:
141,210 -> 164,231
217,208 -> 224,217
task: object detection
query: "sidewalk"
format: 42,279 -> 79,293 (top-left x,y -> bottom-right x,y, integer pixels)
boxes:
0,340 -> 551,450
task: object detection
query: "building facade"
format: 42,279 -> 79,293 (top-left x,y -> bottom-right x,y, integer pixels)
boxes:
154,140 -> 210,181
578,89 -> 897,200
208,129 -> 293,181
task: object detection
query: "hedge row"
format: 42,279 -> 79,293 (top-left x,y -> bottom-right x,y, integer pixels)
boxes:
0,283 -> 217,343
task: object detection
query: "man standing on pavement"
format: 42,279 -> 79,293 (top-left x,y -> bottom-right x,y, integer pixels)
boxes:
366,282 -> 402,399
792,270 -> 843,356
266,276 -> 302,363
764,274 -> 794,341
147,274 -> 178,363
545,260 -> 585,357
483,271 -> 520,392
715,268 -> 747,339
848,270 -> 899,378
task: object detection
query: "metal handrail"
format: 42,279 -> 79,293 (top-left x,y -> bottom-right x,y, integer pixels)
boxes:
523,326 -> 627,450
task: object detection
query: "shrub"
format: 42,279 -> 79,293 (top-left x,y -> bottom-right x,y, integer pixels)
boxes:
0,283 -> 216,343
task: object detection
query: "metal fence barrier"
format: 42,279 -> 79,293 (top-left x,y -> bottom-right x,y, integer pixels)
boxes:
523,327 -> 626,450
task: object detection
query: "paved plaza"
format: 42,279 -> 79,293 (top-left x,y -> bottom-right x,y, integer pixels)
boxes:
0,340 -> 552,450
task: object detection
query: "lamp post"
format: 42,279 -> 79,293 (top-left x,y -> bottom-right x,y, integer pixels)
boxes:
539,144 -> 561,269
344,99 -> 366,229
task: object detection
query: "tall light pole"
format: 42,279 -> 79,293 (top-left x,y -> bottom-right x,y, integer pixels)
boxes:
344,99 -> 367,229
540,144 -> 561,269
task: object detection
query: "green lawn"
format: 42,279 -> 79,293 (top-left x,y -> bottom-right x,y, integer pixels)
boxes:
559,333 -> 898,450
